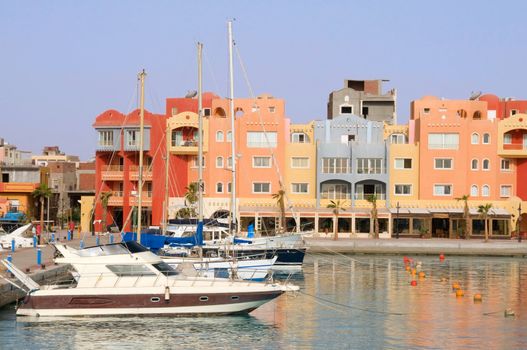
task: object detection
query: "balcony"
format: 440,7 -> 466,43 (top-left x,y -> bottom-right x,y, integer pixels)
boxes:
108,191 -> 124,206
129,166 -> 153,180
170,139 -> 202,155
498,143 -> 527,158
101,165 -> 124,181
130,191 -> 153,207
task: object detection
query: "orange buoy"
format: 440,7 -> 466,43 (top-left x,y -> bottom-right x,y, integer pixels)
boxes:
439,253 -> 445,261
410,280 -> 417,286
456,289 -> 464,297
418,271 -> 426,279
405,265 -> 411,271
411,268 -> 417,275
473,294 -> 483,302
452,282 -> 460,290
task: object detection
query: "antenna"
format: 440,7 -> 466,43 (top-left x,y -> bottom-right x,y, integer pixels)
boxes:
469,91 -> 482,100
185,90 -> 198,98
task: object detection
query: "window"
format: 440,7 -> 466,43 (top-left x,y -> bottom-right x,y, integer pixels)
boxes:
394,158 -> 412,169
482,133 -> 490,144
203,108 -> 211,117
253,156 -> 271,168
340,105 -> 353,114
355,183 -> 384,200
500,185 -> 512,197
227,182 -> 232,193
473,111 -> 482,120
471,133 -> 479,144
321,183 -> 350,200
291,157 -> 309,168
504,134 -> 512,144
511,109 -> 518,116
423,108 -> 430,114
322,158 -> 350,174
390,134 -> 407,144
247,132 -> 277,148
106,264 -> 155,277
434,184 -> 452,196
216,131 -> 224,142
291,183 -> 308,194
471,159 -> 478,170
428,133 -> 459,149
394,184 -> 412,195
216,157 -> 224,168
434,158 -> 453,169
172,130 -> 183,146
482,185 -> 490,197
192,156 -> 205,168
501,159 -> 511,171
226,131 -> 233,142
227,156 -> 232,168
251,105 -> 260,113
470,185 -> 478,197
253,182 -> 270,193
357,158 -> 384,174
268,106 -> 276,113
171,107 -> 178,116
482,159 -> 490,170
291,133 -> 309,143
216,182 -> 223,193
98,130 -> 114,146
126,130 -> 139,147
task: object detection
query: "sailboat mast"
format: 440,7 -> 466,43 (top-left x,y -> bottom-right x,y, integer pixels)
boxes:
136,69 -> 146,241
163,123 -> 170,234
197,42 -> 204,223
228,20 -> 237,234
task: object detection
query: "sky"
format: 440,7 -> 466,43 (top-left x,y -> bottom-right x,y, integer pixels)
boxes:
1,1 -> 527,160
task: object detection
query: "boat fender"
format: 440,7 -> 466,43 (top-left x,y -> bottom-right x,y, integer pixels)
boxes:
164,286 -> 170,302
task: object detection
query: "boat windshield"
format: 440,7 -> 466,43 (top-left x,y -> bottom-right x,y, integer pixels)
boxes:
152,262 -> 179,276
78,241 -> 151,257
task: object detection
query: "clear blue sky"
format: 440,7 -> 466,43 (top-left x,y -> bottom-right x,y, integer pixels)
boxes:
1,1 -> 526,160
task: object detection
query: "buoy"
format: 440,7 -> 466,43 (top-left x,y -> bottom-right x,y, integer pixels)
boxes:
473,294 -> 482,302
456,289 -> 464,297
403,256 -> 409,263
410,280 -> 417,286
411,268 -> 417,275
418,271 -> 426,279
439,253 -> 445,261
504,309 -> 515,317
452,282 -> 460,290
405,265 -> 411,271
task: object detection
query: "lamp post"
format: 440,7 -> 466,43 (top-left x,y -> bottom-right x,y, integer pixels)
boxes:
518,203 -> 522,243
396,201 -> 400,239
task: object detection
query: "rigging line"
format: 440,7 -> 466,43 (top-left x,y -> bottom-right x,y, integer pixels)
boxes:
298,289 -> 406,316
234,45 -> 298,227
307,245 -> 399,268
203,48 -> 223,98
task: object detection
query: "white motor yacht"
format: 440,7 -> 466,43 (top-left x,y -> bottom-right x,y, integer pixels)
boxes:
2,241 -> 298,317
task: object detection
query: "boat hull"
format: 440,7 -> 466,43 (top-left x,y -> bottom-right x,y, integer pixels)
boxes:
16,290 -> 283,317
205,247 -> 307,267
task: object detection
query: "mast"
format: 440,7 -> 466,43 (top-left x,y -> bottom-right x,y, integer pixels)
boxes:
136,69 -> 146,241
228,20 -> 237,234
197,42 -> 204,224
162,122 -> 170,234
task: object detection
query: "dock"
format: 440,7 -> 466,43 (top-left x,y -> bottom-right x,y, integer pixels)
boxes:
305,237 -> 527,256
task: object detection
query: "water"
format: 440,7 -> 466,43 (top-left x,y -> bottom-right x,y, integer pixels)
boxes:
1,254 -> 526,349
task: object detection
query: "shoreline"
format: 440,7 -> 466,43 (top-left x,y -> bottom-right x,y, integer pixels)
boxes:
305,237 -> 527,256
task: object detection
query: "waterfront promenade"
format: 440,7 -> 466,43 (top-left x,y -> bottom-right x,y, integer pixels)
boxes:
306,237 -> 527,256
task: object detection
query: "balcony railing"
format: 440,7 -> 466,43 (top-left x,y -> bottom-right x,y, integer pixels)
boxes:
101,165 -> 124,180
503,144 -> 527,150
129,166 -> 153,180
354,193 -> 386,200
103,165 -> 123,171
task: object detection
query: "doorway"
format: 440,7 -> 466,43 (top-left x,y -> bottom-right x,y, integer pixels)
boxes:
432,218 -> 449,238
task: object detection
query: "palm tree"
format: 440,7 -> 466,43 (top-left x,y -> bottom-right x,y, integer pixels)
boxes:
272,189 -> 286,233
100,191 -> 113,233
367,194 -> 379,239
184,182 -> 198,218
327,200 -> 346,240
477,203 -> 493,243
32,183 -> 52,245
455,194 -> 471,239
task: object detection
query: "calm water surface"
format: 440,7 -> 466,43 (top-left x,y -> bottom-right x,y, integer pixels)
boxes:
0,254 -> 525,349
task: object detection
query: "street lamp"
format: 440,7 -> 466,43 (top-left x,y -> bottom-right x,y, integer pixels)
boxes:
518,203 -> 522,243
396,201 -> 400,239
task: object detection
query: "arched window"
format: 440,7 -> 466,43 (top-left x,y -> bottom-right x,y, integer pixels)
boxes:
216,131 -> 224,142
235,108 -> 244,117
470,185 -> 478,197
482,159 -> 490,170
227,182 -> 232,193
457,109 -> 467,118
473,111 -> 482,120
482,133 -> 490,144
482,185 -> 490,197
471,159 -> 478,170
227,156 -> 233,168
214,107 -> 226,117
226,131 -> 232,142
216,156 -> 224,168
216,182 -> 223,193
471,133 -> 479,144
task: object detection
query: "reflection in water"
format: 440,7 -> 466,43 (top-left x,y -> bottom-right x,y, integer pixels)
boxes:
0,255 -> 525,349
